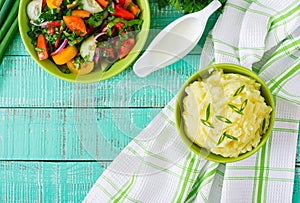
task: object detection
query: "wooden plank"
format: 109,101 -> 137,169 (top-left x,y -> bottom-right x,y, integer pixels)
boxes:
1,108 -> 299,163
0,161 -> 108,202
0,55 -> 201,108
0,161 -> 299,202
0,108 -> 161,160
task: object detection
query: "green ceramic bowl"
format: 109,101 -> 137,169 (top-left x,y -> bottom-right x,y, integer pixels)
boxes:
175,63 -> 275,163
18,0 -> 150,83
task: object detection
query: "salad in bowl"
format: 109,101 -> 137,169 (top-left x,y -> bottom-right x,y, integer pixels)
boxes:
19,0 -> 150,82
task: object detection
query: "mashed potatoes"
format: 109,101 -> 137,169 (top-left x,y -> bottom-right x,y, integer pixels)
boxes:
182,69 -> 272,157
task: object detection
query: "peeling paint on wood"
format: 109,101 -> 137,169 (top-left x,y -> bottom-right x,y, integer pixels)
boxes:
0,108 -> 161,160
0,161 -> 108,202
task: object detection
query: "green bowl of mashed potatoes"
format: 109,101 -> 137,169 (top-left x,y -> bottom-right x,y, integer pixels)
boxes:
175,63 -> 275,163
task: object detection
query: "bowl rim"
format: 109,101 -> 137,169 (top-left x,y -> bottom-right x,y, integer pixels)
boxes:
175,63 -> 276,163
18,0 -> 151,83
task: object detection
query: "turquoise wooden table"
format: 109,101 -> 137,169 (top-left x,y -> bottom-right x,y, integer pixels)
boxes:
0,1 -> 299,202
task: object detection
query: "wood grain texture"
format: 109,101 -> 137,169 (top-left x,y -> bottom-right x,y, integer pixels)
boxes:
0,161 -> 108,202
0,108 -> 161,160
0,55 -> 200,108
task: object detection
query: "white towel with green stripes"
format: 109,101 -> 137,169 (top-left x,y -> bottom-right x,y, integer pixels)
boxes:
84,0 -> 300,202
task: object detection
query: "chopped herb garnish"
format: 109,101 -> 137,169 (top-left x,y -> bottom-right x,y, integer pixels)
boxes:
108,0 -> 115,13
217,131 -> 238,145
127,2 -> 133,10
216,115 -> 232,124
200,103 -> 214,128
200,119 -> 214,129
228,99 -> 248,115
86,10 -> 108,28
240,99 -> 248,111
77,0 -> 83,9
206,103 -> 211,121
223,132 -> 238,141
106,18 -> 143,36
228,104 -> 243,115
217,133 -> 225,145
262,118 -> 266,131
35,47 -> 44,52
233,85 -> 245,97
66,9 -> 72,16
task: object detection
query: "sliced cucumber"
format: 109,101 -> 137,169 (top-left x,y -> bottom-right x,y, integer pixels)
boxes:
80,35 -> 96,62
100,60 -> 110,71
27,0 -> 42,20
81,0 -> 103,13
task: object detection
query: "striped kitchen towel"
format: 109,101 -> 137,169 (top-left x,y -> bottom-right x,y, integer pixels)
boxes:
84,0 -> 300,202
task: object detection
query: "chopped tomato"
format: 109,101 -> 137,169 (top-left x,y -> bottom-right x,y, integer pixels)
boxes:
36,34 -> 49,60
118,38 -> 135,59
115,22 -> 124,32
54,38 -> 60,50
107,48 -> 115,58
71,9 -> 91,18
63,16 -> 87,37
96,0 -> 108,8
118,0 -> 125,5
124,0 -> 140,16
46,21 -> 61,27
46,0 -> 62,9
111,22 -> 124,35
112,5 -> 135,20
48,27 -> 55,35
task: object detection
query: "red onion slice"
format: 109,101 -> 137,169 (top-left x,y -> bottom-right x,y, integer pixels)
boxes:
42,0 -> 46,8
51,39 -> 68,56
94,47 -> 100,63
94,32 -> 106,40
30,20 -> 49,28
102,26 -> 108,33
